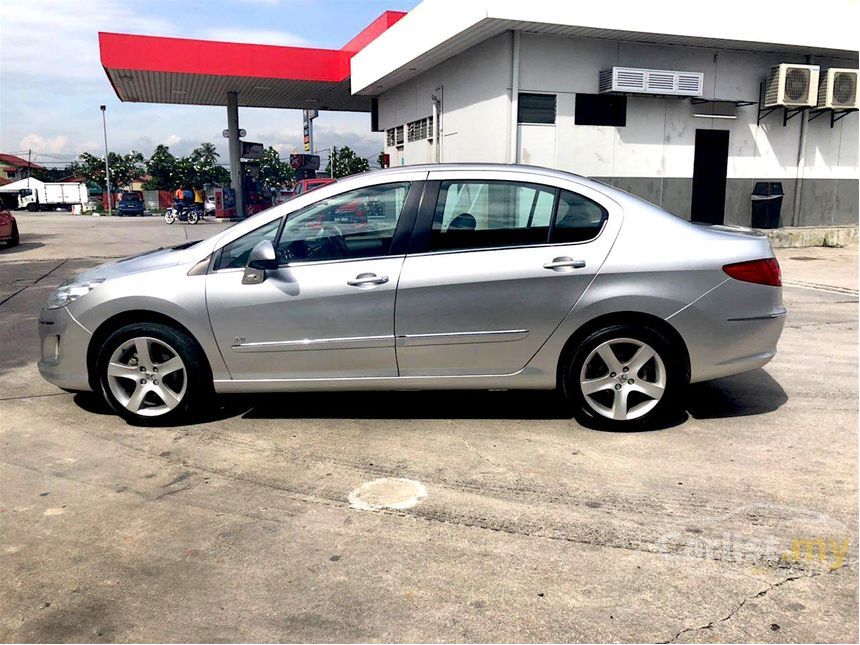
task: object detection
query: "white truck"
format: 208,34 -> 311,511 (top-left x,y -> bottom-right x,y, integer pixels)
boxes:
18,181 -> 89,211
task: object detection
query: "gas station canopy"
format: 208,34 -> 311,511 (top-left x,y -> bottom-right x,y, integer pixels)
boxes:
98,10 -> 406,112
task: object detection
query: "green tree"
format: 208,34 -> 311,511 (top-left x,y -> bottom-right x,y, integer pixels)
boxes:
195,142 -> 218,166
325,146 -> 369,178
143,144 -> 177,190
256,147 -> 294,188
74,151 -> 144,191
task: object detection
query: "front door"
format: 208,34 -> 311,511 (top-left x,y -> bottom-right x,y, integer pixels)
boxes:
394,173 -> 621,377
691,129 -> 730,225
206,180 -> 419,381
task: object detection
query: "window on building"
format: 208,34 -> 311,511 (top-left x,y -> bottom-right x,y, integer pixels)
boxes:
518,93 -> 557,124
551,190 -> 608,243
386,128 -> 396,147
574,94 -> 627,126
395,125 -> 404,147
429,180 -> 556,252
5,171 -> 16,179
407,117 -> 433,142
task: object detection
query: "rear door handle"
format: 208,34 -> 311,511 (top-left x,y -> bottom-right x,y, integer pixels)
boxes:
347,273 -> 389,287
543,257 -> 586,271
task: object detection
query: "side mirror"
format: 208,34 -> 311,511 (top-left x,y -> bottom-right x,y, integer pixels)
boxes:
243,240 -> 278,284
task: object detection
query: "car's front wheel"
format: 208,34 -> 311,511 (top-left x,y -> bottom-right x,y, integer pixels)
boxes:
96,322 -> 211,425
563,324 -> 683,429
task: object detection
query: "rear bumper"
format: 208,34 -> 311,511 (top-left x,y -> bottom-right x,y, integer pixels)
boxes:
37,306 -> 93,391
670,280 -> 786,383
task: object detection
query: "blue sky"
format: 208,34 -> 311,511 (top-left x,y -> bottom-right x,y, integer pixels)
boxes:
0,0 -> 419,169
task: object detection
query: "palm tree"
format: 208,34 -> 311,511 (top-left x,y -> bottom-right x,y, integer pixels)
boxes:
194,142 -> 219,165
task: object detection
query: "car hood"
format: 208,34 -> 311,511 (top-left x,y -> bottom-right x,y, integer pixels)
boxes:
71,241 -> 205,283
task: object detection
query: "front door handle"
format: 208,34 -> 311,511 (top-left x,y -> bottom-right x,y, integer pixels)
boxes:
543,257 -> 586,271
347,273 -> 389,287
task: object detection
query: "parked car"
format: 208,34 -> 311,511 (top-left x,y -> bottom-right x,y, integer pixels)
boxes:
292,178 -> 336,197
204,196 -> 216,215
0,210 -> 19,247
37,164 -> 785,427
117,191 -> 145,217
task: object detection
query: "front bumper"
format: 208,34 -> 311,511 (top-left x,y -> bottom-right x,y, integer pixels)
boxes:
37,306 -> 93,391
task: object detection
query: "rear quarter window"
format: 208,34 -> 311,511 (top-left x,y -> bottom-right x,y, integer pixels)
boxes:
551,190 -> 607,243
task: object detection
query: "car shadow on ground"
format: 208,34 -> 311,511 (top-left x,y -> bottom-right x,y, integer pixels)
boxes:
0,241 -> 45,255
73,368 -> 787,433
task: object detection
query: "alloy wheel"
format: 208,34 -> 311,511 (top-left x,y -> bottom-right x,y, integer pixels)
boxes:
106,336 -> 187,417
579,337 -> 666,421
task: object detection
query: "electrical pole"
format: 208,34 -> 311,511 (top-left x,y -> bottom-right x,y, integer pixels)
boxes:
100,105 -> 112,215
332,146 -> 336,178
27,149 -> 31,187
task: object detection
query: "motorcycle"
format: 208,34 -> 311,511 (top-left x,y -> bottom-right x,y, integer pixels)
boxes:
164,202 -> 203,225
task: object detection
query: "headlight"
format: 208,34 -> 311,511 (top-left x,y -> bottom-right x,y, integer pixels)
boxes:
45,278 -> 105,310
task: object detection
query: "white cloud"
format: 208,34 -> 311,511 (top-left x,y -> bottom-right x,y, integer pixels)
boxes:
0,1 -> 179,83
0,1 -> 383,162
198,27 -> 308,47
19,134 -> 70,154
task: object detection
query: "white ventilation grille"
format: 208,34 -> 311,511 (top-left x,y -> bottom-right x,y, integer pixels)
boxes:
764,64 -> 820,107
599,67 -> 704,96
817,68 -> 858,109
407,116 -> 434,142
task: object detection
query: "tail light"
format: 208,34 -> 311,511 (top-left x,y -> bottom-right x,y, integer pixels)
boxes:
723,258 -> 782,287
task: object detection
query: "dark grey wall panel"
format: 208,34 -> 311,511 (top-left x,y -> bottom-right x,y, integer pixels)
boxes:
799,179 -> 837,226
724,179 -> 753,227
661,178 -> 692,221
835,179 -> 859,226
587,176 -> 856,227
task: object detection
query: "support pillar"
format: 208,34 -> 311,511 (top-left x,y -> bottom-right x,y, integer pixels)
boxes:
227,91 -> 244,219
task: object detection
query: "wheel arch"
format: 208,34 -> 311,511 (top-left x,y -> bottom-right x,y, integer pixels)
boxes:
86,309 -> 213,392
555,311 -> 691,390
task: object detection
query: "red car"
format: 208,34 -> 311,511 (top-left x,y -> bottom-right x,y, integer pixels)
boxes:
0,210 -> 19,247
292,178 -> 336,197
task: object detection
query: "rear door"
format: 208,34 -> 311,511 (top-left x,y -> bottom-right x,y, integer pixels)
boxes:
394,170 -> 622,376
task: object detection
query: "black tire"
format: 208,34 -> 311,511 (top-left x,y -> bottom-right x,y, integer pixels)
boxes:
96,322 -> 212,426
8,221 -> 19,247
27,203 -> 39,212
562,323 -> 685,430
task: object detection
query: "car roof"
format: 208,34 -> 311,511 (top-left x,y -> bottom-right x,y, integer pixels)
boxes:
346,163 -> 594,185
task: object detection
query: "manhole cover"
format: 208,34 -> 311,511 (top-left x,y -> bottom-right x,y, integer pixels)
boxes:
348,478 -> 427,511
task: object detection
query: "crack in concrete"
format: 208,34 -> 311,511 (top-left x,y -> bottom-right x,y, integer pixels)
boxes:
0,259 -> 67,308
658,561 -> 857,644
452,427 -> 501,469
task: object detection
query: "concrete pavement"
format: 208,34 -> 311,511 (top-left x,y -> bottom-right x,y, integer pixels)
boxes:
1,212 -> 857,642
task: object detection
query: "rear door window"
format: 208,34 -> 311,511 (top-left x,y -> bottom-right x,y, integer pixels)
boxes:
429,180 -> 556,252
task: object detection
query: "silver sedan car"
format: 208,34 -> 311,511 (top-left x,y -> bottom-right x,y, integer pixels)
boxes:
38,164 -> 785,428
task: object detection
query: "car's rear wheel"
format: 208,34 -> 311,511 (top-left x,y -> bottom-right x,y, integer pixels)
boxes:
97,322 -> 211,426
563,324 -> 682,429
7,221 -> 19,247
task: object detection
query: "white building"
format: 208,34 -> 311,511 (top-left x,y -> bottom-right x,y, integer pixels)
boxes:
353,0 -> 859,227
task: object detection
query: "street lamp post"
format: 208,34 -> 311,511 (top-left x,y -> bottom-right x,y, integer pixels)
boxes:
100,105 -> 112,215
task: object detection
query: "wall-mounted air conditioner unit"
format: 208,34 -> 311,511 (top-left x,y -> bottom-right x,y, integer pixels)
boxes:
599,67 -> 703,97
764,64 -> 820,107
817,68 -> 858,109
